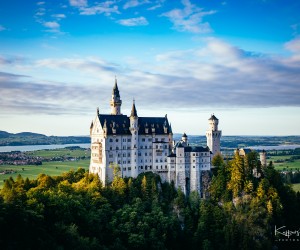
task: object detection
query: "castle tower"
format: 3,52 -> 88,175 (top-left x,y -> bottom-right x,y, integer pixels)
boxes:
206,114 -> 222,157
110,78 -> 122,115
182,133 -> 188,146
260,150 -> 267,167
130,100 -> 139,178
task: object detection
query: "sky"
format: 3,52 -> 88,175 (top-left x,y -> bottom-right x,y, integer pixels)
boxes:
0,0 -> 300,136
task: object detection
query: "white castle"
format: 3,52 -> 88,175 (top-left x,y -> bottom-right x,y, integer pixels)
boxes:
89,80 -> 222,195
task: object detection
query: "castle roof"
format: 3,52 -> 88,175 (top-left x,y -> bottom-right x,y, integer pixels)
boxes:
184,146 -> 210,153
209,114 -> 218,121
130,101 -> 137,117
98,114 -> 172,135
112,79 -> 120,98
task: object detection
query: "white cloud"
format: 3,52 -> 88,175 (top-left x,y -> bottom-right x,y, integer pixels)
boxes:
0,25 -> 6,31
1,38 -> 300,118
147,0 -> 165,10
285,37 -> 300,54
117,16 -> 149,26
43,21 -> 60,29
52,14 -> 66,19
161,0 -> 216,33
37,1 -> 45,5
123,0 -> 149,10
69,0 -> 87,7
79,1 -> 120,16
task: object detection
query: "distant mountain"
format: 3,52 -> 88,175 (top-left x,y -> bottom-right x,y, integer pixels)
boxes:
15,132 -> 47,137
0,131 -> 90,146
0,131 -> 299,148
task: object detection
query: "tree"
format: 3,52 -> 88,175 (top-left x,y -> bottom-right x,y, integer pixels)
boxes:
227,152 -> 245,198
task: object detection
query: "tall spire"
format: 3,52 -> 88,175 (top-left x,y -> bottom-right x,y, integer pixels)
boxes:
112,77 -> 120,98
110,77 -> 122,115
131,99 -> 137,117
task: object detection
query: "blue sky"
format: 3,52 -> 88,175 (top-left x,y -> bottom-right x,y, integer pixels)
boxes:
0,0 -> 300,136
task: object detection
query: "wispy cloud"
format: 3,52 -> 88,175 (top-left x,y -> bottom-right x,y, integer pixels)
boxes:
0,25 -> 6,31
123,0 -> 150,10
42,21 -> 63,33
52,14 -> 66,19
79,1 -> 120,16
161,0 -> 216,33
43,21 -> 60,29
69,0 -> 87,7
1,38 -> 300,116
117,16 -> 149,26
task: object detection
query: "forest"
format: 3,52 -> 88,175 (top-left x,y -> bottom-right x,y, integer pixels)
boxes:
0,152 -> 300,250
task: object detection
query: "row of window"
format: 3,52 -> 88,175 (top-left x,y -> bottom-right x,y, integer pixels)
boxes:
122,165 -> 169,171
108,137 -> 168,143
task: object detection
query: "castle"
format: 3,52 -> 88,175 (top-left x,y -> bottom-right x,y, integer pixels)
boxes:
89,79 -> 222,195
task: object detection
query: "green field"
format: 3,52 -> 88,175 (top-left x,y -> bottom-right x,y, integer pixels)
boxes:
0,159 -> 90,188
292,183 -> 300,192
268,155 -> 300,171
25,148 -> 90,159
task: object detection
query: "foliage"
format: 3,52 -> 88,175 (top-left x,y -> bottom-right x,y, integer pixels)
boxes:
0,158 -> 299,250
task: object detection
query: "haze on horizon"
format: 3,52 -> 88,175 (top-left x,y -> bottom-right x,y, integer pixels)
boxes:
0,0 -> 300,136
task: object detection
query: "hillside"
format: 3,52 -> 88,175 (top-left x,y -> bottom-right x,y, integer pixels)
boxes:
0,131 -> 90,146
1,131 -> 300,148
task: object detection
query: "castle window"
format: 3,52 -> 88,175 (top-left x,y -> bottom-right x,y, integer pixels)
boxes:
123,153 -> 126,157
142,138 -> 145,142
110,147 -> 112,150
141,146 -> 143,149
128,167 -> 131,170
155,138 -> 158,142
150,166 -> 152,169
123,168 -> 126,171
145,146 -> 147,149
156,166 -> 158,169
128,160 -> 131,164
156,159 -> 158,163
128,153 -> 130,157
109,138 -> 113,142
116,147 -> 119,150
148,138 -> 151,142
145,152 -> 147,156
118,160 -> 121,164
128,139 -> 131,142
141,166 -> 143,169
193,166 -> 195,168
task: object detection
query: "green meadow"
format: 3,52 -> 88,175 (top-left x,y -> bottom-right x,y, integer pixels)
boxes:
0,148 -> 90,188
268,155 -> 300,171
25,148 -> 89,159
